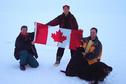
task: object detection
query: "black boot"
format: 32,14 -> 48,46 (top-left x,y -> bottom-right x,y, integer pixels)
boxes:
93,81 -> 98,84
20,65 -> 26,71
89,81 -> 98,84
54,56 -> 61,66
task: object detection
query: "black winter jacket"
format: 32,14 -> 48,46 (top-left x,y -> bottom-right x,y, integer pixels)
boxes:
14,32 -> 38,60
47,12 -> 78,30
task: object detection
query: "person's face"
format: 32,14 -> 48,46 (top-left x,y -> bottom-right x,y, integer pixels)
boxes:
90,29 -> 97,40
63,6 -> 69,15
21,28 -> 27,35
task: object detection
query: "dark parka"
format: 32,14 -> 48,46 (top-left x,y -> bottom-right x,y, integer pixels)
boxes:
47,12 -> 78,30
14,32 -> 38,60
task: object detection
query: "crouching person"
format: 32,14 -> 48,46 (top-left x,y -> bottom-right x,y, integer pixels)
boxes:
63,27 -> 112,84
14,25 -> 39,71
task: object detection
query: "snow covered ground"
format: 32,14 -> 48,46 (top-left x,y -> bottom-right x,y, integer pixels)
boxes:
0,0 -> 126,84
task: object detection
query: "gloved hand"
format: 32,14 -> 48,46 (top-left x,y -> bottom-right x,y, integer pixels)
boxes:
85,53 -> 94,60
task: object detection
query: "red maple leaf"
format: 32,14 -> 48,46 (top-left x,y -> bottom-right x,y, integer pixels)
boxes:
51,30 -> 67,43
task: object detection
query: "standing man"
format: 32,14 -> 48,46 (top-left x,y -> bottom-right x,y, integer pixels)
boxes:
46,5 -> 79,65
14,25 -> 39,71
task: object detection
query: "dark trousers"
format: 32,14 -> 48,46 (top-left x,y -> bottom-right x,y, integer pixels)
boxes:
56,47 -> 76,62
19,50 -> 39,68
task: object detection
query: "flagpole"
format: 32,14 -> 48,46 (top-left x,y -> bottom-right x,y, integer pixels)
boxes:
33,22 -> 37,43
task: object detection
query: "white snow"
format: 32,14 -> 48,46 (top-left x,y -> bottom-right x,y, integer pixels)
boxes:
0,0 -> 126,84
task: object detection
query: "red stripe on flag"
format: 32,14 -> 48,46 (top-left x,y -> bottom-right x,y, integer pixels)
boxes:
34,23 -> 48,44
70,30 -> 83,50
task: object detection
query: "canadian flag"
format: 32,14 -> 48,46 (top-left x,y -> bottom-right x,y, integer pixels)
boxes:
34,22 -> 83,50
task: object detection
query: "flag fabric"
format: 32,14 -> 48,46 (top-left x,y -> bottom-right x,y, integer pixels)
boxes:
34,22 -> 83,50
